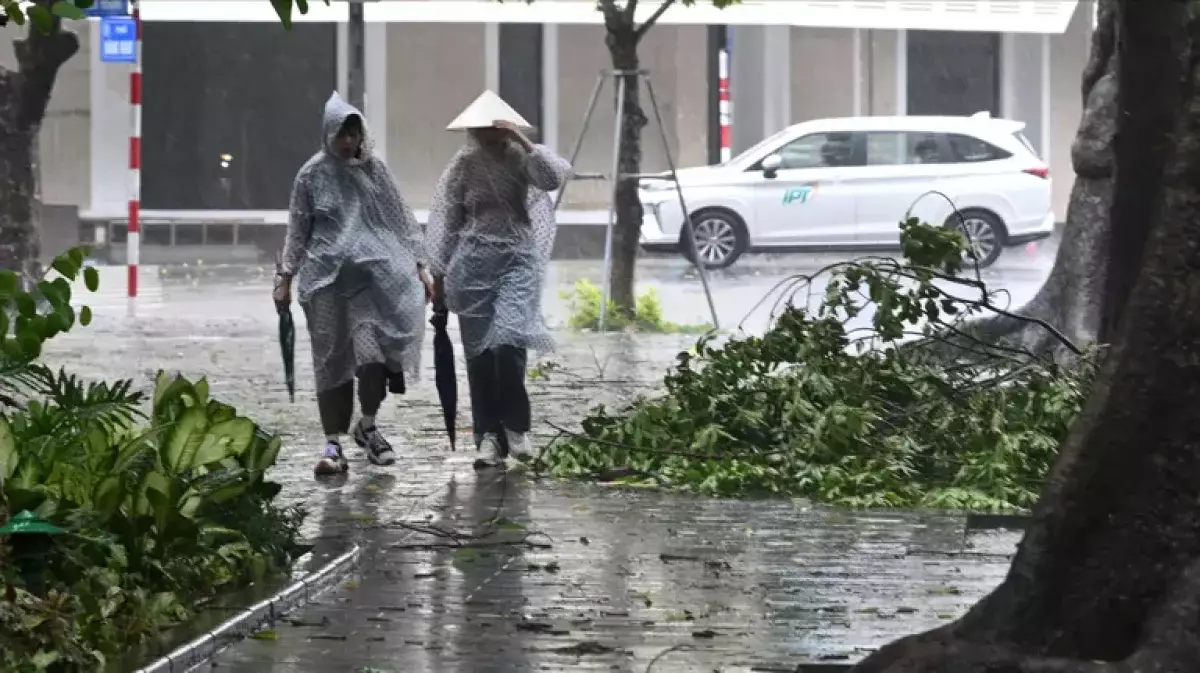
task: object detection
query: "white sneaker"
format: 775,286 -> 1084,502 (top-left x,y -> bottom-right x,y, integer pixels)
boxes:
505,430 -> 532,462
472,432 -> 504,469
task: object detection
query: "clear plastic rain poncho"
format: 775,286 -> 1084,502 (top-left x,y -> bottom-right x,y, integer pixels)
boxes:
280,92 -> 426,393
425,138 -> 571,359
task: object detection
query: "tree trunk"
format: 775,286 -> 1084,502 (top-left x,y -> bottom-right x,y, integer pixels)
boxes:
604,14 -> 647,319
0,98 -> 40,278
853,4 -> 1200,671
1098,0 -> 1189,342
0,9 -> 80,282
922,1 -> 1119,362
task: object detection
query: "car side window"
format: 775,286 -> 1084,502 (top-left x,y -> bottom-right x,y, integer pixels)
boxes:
773,132 -> 858,169
865,132 -> 945,166
944,133 -> 1012,163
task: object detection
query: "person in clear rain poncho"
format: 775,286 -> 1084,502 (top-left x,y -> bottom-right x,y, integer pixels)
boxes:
275,92 -> 432,476
426,90 -> 572,465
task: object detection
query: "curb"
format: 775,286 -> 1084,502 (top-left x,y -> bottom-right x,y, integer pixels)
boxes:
132,545 -> 362,673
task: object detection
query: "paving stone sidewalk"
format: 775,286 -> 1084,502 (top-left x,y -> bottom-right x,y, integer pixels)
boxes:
208,469 -> 1016,673
44,269 -> 1020,672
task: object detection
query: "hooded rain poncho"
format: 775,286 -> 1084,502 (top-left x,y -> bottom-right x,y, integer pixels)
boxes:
280,92 -> 426,393
425,138 -> 571,359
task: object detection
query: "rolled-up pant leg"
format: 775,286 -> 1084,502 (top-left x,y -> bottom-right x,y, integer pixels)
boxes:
317,380 -> 354,435
496,345 -> 530,434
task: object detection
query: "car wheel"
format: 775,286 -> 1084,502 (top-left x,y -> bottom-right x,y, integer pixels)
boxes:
948,210 -> 1006,270
680,209 -> 748,269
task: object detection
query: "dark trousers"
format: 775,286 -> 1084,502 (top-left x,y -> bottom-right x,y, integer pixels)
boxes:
467,346 -> 530,448
317,363 -> 403,435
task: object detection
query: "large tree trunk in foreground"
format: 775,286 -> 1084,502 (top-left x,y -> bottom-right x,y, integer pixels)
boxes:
948,1 -> 1118,361
0,9 -> 79,281
602,4 -> 648,318
853,4 -> 1200,671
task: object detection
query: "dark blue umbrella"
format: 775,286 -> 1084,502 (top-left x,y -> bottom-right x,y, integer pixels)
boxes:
430,307 -> 457,450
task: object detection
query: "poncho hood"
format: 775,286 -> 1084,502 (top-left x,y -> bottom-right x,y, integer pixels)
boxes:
322,91 -> 373,162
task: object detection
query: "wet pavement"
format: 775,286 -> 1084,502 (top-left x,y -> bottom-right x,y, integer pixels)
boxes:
41,250 -> 1047,670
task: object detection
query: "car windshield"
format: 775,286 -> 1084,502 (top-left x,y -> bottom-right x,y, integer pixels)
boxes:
722,127 -> 796,167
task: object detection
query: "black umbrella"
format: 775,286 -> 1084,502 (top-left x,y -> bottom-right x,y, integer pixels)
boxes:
430,307 -> 457,450
275,260 -> 296,403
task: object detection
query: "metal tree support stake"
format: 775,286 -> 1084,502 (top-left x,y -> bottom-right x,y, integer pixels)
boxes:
554,69 -> 719,333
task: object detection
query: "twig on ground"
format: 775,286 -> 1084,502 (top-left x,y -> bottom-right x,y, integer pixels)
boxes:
645,644 -> 693,672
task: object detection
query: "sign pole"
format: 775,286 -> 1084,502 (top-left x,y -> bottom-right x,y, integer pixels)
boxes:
720,25 -> 732,162
127,0 -> 141,298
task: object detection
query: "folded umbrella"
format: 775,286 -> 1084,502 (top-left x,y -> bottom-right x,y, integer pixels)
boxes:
275,260 -> 296,403
430,307 -> 457,450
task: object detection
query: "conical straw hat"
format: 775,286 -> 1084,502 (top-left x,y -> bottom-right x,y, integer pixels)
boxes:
446,90 -> 532,131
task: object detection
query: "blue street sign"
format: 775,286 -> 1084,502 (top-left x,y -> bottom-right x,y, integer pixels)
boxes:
86,0 -> 128,17
99,16 -> 137,64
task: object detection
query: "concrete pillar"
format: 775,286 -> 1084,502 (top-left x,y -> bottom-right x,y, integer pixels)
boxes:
1000,31 -> 1047,158
364,21 -> 388,160
729,25 -> 790,154
895,29 -> 907,115
484,23 -> 499,91
542,23 -> 560,152
336,20 -> 348,93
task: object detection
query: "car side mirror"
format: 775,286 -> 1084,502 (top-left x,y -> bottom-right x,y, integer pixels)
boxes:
761,154 -> 782,179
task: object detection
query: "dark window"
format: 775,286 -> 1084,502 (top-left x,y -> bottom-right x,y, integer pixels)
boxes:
498,24 -> 543,138
906,30 -> 1000,117
944,133 -> 1012,163
141,22 -> 337,210
770,132 -> 862,169
864,131 -> 946,166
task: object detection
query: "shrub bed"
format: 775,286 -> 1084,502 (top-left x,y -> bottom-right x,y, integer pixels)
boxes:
0,248 -> 305,671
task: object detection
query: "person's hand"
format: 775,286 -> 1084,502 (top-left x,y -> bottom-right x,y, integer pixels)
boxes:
273,273 -> 292,306
493,119 -> 532,149
418,266 -> 434,306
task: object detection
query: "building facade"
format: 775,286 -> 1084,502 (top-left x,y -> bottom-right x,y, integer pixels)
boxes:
2,0 -> 1094,256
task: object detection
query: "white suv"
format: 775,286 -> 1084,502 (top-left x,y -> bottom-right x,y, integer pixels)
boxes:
639,113 -> 1055,269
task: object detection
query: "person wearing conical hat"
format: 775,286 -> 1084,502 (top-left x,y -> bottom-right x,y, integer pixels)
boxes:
275,92 -> 433,476
426,90 -> 572,467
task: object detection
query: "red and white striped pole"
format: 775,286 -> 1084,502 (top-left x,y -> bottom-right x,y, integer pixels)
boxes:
718,34 -> 732,163
127,0 -> 142,298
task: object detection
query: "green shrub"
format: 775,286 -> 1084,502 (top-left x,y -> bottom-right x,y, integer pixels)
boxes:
561,279 -> 711,333
0,248 -> 305,670
535,220 -> 1094,511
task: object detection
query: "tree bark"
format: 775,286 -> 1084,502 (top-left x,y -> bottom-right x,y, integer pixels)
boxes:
0,7 -> 79,282
602,3 -> 647,319
918,0 -> 1119,362
853,3 -> 1200,671
1098,0 -> 1189,343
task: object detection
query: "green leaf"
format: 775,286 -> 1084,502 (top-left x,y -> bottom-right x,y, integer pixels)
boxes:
162,405 -> 208,473
27,3 -> 52,33
31,649 -> 60,670
50,252 -> 79,280
270,0 -> 292,29
0,415 -> 17,480
80,305 -> 93,326
84,266 -> 100,292
51,0 -> 85,19
15,294 -> 35,318
0,271 -> 18,299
